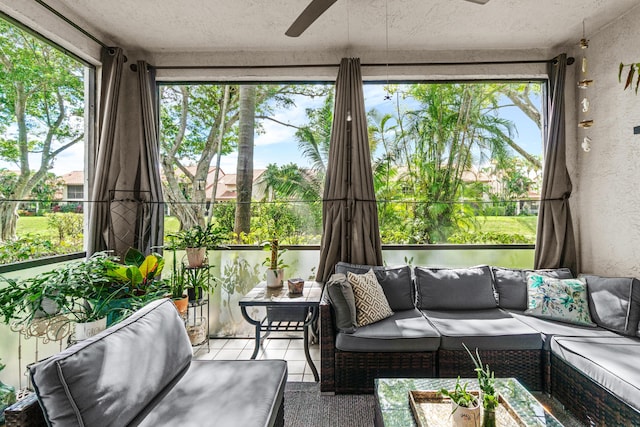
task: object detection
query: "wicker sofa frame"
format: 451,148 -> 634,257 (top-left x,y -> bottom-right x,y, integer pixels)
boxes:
551,353 -> 640,426
320,297 -> 543,394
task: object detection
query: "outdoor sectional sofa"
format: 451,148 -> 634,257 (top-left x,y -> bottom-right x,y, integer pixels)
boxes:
3,298 -> 287,427
321,262 -> 640,426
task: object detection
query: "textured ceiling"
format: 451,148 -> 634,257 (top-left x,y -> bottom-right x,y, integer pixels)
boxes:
46,0 -> 639,54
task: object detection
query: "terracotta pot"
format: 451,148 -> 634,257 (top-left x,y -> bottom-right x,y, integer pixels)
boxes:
74,317 -> 107,341
172,295 -> 189,316
185,247 -> 206,267
266,268 -> 284,288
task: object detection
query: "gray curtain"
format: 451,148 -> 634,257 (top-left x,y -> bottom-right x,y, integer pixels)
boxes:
137,61 -> 164,254
534,53 -> 577,273
316,58 -> 383,282
88,47 -> 125,255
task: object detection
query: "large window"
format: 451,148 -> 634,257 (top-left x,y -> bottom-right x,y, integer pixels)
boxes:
0,17 -> 90,263
159,81 -> 543,246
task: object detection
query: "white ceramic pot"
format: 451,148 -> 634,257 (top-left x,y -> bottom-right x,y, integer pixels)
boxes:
74,317 -> 107,341
451,401 -> 480,427
266,268 -> 284,288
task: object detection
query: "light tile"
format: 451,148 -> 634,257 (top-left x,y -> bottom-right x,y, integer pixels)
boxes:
261,348 -> 287,359
237,348 -> 261,360
302,373 -> 316,383
195,348 -> 218,360
284,349 -> 307,361
287,360 -> 307,374
265,339 -> 290,349
222,338 -> 252,350
210,339 -> 228,349
213,349 -> 243,360
287,339 -> 305,349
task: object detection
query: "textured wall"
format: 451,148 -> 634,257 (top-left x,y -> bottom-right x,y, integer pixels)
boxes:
571,5 -> 640,276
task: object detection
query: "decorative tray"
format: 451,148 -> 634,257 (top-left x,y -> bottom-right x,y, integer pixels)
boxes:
408,390 -> 528,427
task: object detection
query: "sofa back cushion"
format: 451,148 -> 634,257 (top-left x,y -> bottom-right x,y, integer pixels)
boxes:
326,273 -> 358,333
29,298 -> 193,427
415,265 -> 497,310
492,267 -> 573,310
582,275 -> 640,336
335,262 -> 414,310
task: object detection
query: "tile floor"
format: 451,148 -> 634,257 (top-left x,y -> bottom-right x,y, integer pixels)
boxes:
194,336 -> 320,382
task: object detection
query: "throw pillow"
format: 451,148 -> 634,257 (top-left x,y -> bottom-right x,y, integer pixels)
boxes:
581,274 -> 640,336
335,262 -> 414,311
491,266 -> 573,310
525,273 -> 596,326
415,265 -> 497,310
326,273 -> 358,333
347,270 -> 394,327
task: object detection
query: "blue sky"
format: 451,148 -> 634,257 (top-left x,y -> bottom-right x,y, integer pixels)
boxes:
4,83 -> 543,176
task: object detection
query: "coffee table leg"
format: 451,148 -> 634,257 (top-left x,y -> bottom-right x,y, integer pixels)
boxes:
240,306 -> 262,359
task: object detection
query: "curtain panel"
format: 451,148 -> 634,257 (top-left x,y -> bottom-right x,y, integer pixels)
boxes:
534,53 -> 577,273
316,58 -> 383,282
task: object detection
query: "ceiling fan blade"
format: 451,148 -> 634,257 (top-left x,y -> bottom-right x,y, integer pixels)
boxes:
464,0 -> 491,4
285,0 -> 339,37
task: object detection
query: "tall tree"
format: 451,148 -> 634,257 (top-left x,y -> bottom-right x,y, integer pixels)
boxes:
0,20 -> 84,240
234,85 -> 256,240
159,84 -> 327,231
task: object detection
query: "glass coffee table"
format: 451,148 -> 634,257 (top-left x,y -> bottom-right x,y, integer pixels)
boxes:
374,377 -> 563,427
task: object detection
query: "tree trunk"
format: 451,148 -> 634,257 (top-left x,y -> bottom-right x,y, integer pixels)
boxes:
0,202 -> 18,242
234,85 -> 256,241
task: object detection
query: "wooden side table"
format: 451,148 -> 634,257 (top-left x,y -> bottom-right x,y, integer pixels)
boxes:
239,281 -> 322,381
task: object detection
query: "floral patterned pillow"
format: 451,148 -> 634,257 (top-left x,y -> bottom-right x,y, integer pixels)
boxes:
525,273 -> 596,326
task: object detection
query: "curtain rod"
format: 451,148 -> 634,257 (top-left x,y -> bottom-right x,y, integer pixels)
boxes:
33,0 -> 108,48
154,57 -> 573,70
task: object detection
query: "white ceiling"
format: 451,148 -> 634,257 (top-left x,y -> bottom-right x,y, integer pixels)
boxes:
45,0 -> 639,56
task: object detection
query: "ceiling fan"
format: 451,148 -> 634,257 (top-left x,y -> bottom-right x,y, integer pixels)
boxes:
285,0 -> 491,37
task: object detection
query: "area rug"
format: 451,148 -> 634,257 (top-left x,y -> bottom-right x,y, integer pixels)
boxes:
284,383 -> 585,427
284,383 -> 376,427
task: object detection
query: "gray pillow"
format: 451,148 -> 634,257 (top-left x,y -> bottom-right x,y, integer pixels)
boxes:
326,273 -> 357,333
492,267 -> 573,310
582,274 -> 640,336
415,265 -> 497,310
334,262 -> 414,310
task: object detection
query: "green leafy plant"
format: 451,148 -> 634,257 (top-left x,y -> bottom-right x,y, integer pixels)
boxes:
464,343 -> 499,412
262,238 -> 288,271
619,62 -> 640,94
168,223 -> 226,249
438,377 -> 479,410
105,248 -> 165,294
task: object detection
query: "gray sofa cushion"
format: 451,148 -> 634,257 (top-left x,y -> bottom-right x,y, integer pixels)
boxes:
415,265 -> 497,310
135,360 -> 287,427
335,309 -> 441,352
326,273 -> 357,333
551,336 -> 640,413
491,267 -> 573,310
581,275 -> 640,337
422,308 -> 542,350
509,310 -> 619,350
29,298 -> 192,427
335,262 -> 414,311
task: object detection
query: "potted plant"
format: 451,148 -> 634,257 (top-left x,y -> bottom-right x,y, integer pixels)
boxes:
169,223 -> 225,268
262,238 -> 288,288
464,344 -> 498,427
184,264 -> 216,302
438,376 -> 480,427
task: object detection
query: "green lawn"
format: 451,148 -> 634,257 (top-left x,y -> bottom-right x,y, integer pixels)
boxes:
15,215 -> 537,244
475,216 -> 537,239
